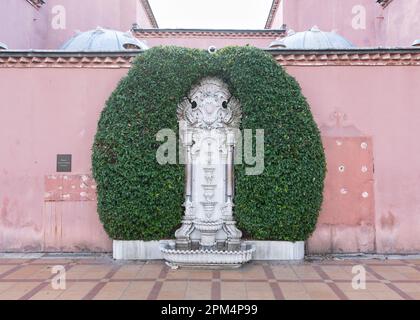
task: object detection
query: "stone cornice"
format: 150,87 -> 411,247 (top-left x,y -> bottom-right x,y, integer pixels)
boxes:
377,0 -> 394,8
140,0 -> 159,28
265,0 -> 281,29
270,48 -> 420,66
0,51 -> 137,68
26,0 -> 45,9
1,49 -> 420,68
132,28 -> 286,38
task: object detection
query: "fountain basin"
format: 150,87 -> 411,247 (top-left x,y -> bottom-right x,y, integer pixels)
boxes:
113,240 -> 304,261
160,242 -> 255,268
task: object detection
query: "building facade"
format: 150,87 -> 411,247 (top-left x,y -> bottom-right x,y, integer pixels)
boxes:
0,0 -> 420,254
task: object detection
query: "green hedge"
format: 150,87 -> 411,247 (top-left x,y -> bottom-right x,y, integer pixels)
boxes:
92,46 -> 326,241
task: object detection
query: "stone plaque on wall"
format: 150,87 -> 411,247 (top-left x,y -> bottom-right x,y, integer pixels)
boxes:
57,154 -> 72,172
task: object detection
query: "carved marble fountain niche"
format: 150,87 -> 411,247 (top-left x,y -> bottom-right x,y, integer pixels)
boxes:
160,78 -> 254,268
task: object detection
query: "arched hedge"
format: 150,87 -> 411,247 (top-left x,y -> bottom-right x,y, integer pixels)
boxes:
92,46 -> 326,241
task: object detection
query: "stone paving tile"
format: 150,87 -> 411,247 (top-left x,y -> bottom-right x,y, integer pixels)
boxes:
340,265 -> 382,281
369,290 -> 404,300
278,282 -> 307,293
282,291 -> 312,300
66,265 -> 112,280
1,258 -> 420,300
362,259 -> 406,265
336,282 -> 361,293
345,291 -> 378,300
291,265 -> 323,280
368,265 -> 409,281
111,265 -> 143,279
408,292 -> 420,299
30,287 -> 65,300
240,265 -> 267,280
220,282 -> 247,300
271,265 -> 299,280
55,282 -> 97,300
0,259 -> 31,264
185,281 -> 212,300
0,282 -> 19,296
318,266 -> 352,280
2,265 -> 47,280
316,260 -> 355,265
93,282 -> 131,300
220,270 -> 243,280
245,282 -> 275,300
364,282 -> 393,292
166,269 -> 191,280
188,270 -> 213,280
158,281 -> 188,300
395,266 -> 420,280
136,263 -> 164,279
26,265 -> 56,280
0,282 -> 41,300
393,282 -> 420,293
303,282 -> 340,300
120,281 -> 155,300
0,265 -> 17,275
31,259 -> 75,265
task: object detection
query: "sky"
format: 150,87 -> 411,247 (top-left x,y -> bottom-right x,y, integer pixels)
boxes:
149,0 -> 273,29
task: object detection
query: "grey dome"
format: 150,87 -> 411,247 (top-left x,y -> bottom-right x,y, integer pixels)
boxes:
412,39 -> 420,47
269,26 -> 354,49
0,41 -> 8,50
60,27 -> 148,51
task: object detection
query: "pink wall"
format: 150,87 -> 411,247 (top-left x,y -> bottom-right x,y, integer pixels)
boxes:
1,58 -> 419,254
2,0 -> 419,50
284,65 -> 420,253
0,0 -> 48,49
379,0 -> 420,47
270,0 -> 420,48
0,67 -> 130,251
44,0 -> 154,49
272,0 -> 381,47
0,0 -> 154,50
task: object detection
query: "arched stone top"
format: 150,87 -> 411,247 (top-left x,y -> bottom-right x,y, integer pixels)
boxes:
177,77 -> 242,130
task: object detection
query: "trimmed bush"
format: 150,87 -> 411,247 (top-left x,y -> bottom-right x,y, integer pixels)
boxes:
92,46 -> 326,241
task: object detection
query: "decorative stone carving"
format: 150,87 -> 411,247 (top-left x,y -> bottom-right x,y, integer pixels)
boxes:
176,81 -> 242,130
160,77 -> 254,268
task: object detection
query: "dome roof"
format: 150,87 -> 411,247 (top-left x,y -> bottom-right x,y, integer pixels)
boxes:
269,26 -> 354,49
412,39 -> 420,47
60,27 -> 148,51
0,41 -> 8,50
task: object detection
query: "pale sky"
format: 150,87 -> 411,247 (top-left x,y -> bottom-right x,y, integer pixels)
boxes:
149,0 -> 273,29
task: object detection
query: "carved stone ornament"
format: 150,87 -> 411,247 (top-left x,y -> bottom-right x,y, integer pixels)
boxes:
176,78 -> 242,130
160,77 -> 254,268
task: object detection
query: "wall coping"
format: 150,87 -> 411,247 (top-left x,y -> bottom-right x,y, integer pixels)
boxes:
265,0 -> 281,29
132,28 -> 286,38
140,0 -> 159,28
26,0 -> 45,9
1,48 -> 420,68
377,0 -> 395,8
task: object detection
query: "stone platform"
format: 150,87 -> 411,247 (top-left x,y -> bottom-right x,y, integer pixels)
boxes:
113,240 -> 304,261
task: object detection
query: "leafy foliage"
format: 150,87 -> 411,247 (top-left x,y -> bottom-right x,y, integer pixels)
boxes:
92,46 -> 326,241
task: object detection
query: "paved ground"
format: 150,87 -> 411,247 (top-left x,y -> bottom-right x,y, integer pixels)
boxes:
0,255 -> 420,300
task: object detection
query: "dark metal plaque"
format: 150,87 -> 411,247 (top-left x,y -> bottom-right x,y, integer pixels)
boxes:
57,154 -> 72,172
